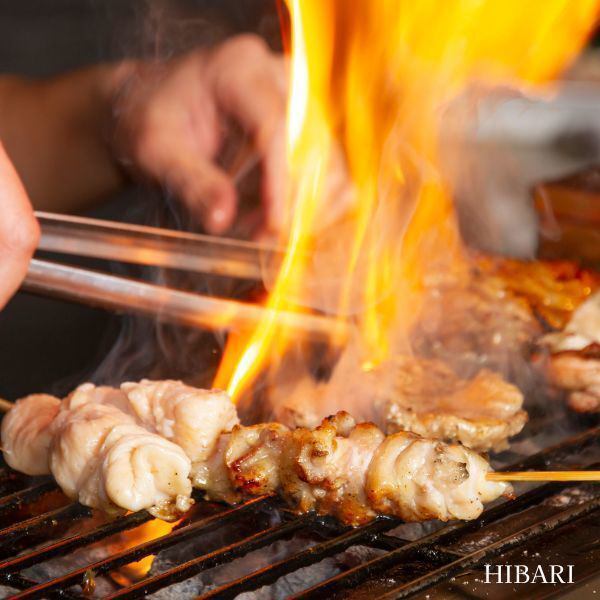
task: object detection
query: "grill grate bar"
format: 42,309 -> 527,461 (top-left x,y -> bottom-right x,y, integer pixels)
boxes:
105,516 -> 313,600
0,480 -> 57,515
291,453 -> 600,599
0,572 -> 80,599
0,503 -> 88,549
0,510 -> 152,575
199,518 -> 398,600
507,425 -> 599,471
0,418 -> 596,598
375,498 -> 600,600
7,497 -> 270,599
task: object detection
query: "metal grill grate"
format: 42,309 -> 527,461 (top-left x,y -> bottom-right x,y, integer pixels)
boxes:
0,423 -> 598,599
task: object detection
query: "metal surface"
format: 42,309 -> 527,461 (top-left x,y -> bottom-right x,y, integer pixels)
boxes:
23,259 -> 345,341
36,212 -> 279,281
0,421 -> 597,599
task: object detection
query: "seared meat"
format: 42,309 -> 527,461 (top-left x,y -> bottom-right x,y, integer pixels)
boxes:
64,380 -> 239,478
366,430 -> 504,521
1,394 -> 60,475
120,379 -> 239,473
199,411 -> 510,525
225,422 -> 290,496
414,256 -> 600,381
3,383 -> 510,526
380,357 -> 527,451
544,351 -> 600,413
480,256 -> 600,330
2,393 -> 193,517
413,261 -> 541,380
540,291 -> 600,413
281,412 -> 385,525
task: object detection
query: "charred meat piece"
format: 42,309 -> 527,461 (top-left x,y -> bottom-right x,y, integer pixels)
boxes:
198,411 -> 510,525
540,291 -> 600,413
2,385 -> 510,526
544,349 -> 600,413
478,255 -> 600,330
379,357 -> 527,451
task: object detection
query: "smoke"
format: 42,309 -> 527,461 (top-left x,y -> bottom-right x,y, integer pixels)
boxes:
72,0 -> 285,389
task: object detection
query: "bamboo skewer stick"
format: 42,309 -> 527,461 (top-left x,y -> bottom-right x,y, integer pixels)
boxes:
0,397 -> 12,413
487,471 -> 600,482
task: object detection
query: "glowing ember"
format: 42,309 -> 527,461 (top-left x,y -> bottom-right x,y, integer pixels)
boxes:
216,1 -> 600,403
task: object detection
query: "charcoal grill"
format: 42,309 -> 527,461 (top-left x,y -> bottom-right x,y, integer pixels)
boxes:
0,411 -> 598,600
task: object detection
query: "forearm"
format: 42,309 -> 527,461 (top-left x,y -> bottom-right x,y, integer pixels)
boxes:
0,62 -> 136,213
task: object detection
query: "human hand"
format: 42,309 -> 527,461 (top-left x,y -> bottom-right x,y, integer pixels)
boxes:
113,35 -> 287,236
0,143 -> 39,309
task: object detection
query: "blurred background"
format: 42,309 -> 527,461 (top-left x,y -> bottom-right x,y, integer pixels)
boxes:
0,0 -> 281,399
1,0 -> 600,400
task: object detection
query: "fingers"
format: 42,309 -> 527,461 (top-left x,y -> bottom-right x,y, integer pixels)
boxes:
209,36 -> 289,233
165,155 -> 238,234
0,143 -> 39,309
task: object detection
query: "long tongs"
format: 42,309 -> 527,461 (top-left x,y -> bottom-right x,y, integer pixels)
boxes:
23,212 -> 343,341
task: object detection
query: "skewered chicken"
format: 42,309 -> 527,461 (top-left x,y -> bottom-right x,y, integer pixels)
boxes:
269,354 -> 526,452
1,394 -> 60,475
197,411 -> 510,525
120,379 -> 239,476
479,256 -> 600,330
3,392 -> 193,517
379,357 -> 527,451
2,382 -> 510,526
63,380 -> 239,479
540,291 -> 600,413
413,259 -> 541,381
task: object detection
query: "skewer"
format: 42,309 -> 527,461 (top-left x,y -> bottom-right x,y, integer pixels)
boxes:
487,471 -> 600,482
0,395 -> 596,483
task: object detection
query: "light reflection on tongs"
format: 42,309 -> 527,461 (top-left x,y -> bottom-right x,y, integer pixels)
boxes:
23,213 -> 347,342
35,211 -> 280,281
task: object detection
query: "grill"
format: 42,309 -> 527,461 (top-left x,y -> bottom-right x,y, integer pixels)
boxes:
0,410 -> 598,600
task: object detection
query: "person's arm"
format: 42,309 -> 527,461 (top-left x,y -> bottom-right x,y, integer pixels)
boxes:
0,64 -> 132,213
0,35 -> 288,234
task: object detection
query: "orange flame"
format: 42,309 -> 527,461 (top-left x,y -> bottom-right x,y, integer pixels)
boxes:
109,518 -> 177,585
216,0 -> 600,402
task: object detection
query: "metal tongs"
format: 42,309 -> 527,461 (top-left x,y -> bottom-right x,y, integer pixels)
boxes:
23,212 -> 343,340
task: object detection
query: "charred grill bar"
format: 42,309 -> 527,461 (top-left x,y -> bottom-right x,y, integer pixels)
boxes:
0,418 -> 597,599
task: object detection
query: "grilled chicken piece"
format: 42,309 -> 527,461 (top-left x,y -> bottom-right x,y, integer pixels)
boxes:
414,261 -> 541,380
379,357 -> 527,451
50,401 -> 192,516
480,256 -> 600,330
544,351 -> 600,413
366,430 -> 504,521
282,413 -> 385,525
199,412 -> 510,525
1,394 -> 61,475
120,379 -> 239,469
67,380 -> 239,478
540,291 -> 600,413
